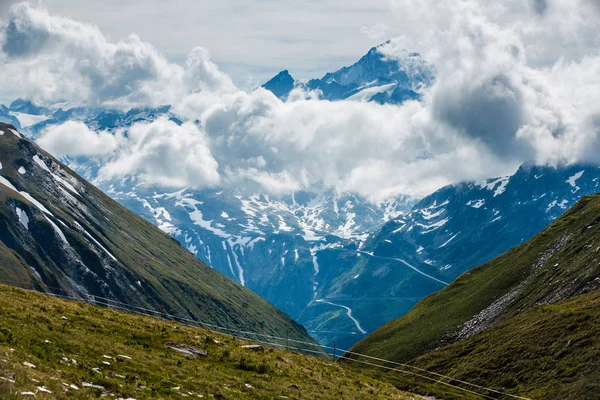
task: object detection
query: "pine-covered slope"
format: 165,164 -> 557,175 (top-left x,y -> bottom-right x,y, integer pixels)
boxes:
350,194 -> 600,394
0,123 -> 313,345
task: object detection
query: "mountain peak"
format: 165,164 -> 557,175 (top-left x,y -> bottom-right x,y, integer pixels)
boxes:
9,98 -> 47,115
261,70 -> 296,99
261,42 -> 433,104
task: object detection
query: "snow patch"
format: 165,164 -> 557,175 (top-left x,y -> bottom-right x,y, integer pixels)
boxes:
247,237 -> 266,250
546,199 -> 570,212
566,171 -> 584,191
225,254 -> 236,277
32,155 -> 51,173
40,161 -> 80,195
421,208 -> 444,220
230,249 -> 245,286
206,245 -> 212,264
466,199 -> 485,209
30,267 -> 42,280
478,176 -> 510,197
19,191 -> 53,215
418,217 -> 449,233
440,232 -> 460,248
73,221 -> 117,262
9,129 -> 21,138
44,216 -> 69,244
311,254 -> 320,275
10,112 -> 49,128
181,198 -> 231,238
16,207 -> 29,229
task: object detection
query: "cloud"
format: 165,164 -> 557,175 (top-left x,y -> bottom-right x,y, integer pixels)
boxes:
360,22 -> 390,40
37,121 -> 124,157
97,118 -> 220,188
434,74 -> 525,158
37,118 -> 220,189
171,89 -> 512,200
183,47 -> 235,93
0,0 -> 19,14
6,1 -> 600,202
532,0 -> 548,15
586,0 -> 600,11
0,3 -> 234,108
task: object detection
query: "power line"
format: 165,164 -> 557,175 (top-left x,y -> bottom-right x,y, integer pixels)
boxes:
339,350 -> 532,400
1,280 -> 531,400
335,354 -> 500,400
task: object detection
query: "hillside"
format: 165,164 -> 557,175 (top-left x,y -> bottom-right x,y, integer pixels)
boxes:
0,122 -> 313,345
0,284 -> 420,400
349,194 -> 600,398
410,290 -> 600,399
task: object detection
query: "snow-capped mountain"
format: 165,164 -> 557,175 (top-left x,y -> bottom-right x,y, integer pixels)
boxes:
262,41 -> 434,104
367,163 -> 600,278
316,163 -> 600,349
106,185 -> 414,325
262,70 -> 296,100
3,94 -> 600,351
0,98 -> 180,137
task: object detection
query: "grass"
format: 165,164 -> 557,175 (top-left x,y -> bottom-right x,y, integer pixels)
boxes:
0,284 -> 419,399
410,290 -> 600,400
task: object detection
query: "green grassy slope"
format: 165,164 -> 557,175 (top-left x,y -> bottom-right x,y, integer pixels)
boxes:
411,290 -> 600,399
0,123 -> 313,345
349,194 -> 600,397
0,285 -> 419,400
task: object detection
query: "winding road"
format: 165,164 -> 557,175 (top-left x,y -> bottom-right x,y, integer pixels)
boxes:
315,299 -> 368,334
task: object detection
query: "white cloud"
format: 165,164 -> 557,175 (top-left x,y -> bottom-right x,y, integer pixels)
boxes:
5,1 -> 600,202
37,118 -> 220,189
97,118 -> 220,188
37,121 -> 124,157
0,3 -> 234,108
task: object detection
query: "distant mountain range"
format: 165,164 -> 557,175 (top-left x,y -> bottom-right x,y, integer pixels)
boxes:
290,163 -> 600,349
0,122 -> 313,345
0,98 -> 179,135
262,41 -> 434,104
2,42 -> 600,352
